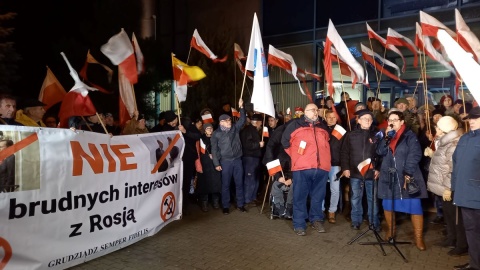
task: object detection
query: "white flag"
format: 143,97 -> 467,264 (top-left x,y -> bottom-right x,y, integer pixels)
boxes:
245,13 -> 275,118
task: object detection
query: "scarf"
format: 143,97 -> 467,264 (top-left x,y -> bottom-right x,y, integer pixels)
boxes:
389,124 -> 406,155
220,125 -> 230,132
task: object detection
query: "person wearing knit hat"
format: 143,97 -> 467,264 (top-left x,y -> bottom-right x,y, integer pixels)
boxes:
396,97 -> 420,134
354,102 -> 366,112
431,109 -> 444,125
394,98 -> 409,112
294,106 -> 304,118
427,115 -> 466,258
436,116 -> 458,134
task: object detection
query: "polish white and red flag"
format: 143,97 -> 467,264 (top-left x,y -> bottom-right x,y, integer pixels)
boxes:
200,139 -> 206,154
262,126 -> 269,138
58,52 -> 98,128
234,43 -> 253,80
324,20 -> 365,97
232,108 -> 241,117
132,32 -> 145,75
361,44 -> 407,84
455,9 -> 480,63
331,124 -> 346,140
415,23 -> 456,75
268,44 -> 304,95
304,69 -> 322,81
201,113 -> 214,124
366,23 -> 406,72
437,29 -> 480,105
357,158 -> 372,177
101,29 -> 138,84
386,28 -> 419,68
266,159 -> 282,176
118,67 -> 136,126
420,11 -> 457,38
191,29 -> 227,63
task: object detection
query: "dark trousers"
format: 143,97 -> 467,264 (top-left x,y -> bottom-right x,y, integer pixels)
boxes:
443,197 -> 467,249
461,207 -> 480,269
220,158 -> 244,208
242,156 -> 260,203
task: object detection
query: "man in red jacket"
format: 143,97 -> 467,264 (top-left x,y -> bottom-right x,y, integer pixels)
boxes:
282,103 -> 331,236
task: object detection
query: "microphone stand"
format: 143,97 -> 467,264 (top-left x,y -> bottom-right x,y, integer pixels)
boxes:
358,127 -> 410,262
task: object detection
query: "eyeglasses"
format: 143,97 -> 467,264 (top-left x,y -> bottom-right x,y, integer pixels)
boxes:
305,109 -> 318,112
220,119 -> 231,122
388,118 -> 401,123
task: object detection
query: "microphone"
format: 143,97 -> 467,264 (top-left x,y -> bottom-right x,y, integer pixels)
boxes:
384,124 -> 396,145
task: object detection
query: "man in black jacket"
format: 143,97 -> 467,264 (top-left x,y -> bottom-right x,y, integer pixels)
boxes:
211,99 -> 246,215
0,94 -> 22,126
240,113 -> 264,206
340,109 -> 380,231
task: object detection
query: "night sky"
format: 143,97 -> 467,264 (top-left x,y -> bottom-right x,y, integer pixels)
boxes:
1,0 -> 378,101
0,0 -> 141,101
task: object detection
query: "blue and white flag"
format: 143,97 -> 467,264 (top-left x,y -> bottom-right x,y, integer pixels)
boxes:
245,13 -> 275,118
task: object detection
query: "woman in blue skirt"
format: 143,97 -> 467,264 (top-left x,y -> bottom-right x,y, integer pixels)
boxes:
376,110 -> 428,251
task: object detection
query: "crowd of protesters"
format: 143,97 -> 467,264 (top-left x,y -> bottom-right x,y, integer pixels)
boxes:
1,91 -> 479,270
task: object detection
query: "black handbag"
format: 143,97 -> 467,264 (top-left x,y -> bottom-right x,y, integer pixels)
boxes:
405,176 -> 420,196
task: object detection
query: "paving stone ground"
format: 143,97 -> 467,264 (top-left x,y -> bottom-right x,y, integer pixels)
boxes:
69,201 -> 467,270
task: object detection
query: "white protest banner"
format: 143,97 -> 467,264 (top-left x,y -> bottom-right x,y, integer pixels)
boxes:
0,126 -> 184,269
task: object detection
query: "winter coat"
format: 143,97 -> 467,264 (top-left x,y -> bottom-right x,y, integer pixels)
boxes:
341,128 -> 379,180
427,129 -> 463,196
452,129 -> 480,210
281,116 -> 331,172
240,124 -> 262,158
196,135 -> 222,194
211,108 -> 246,167
326,124 -> 343,166
15,110 -> 45,127
376,128 -> 427,199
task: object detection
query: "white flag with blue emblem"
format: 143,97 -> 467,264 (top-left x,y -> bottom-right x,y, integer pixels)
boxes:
245,13 -> 275,118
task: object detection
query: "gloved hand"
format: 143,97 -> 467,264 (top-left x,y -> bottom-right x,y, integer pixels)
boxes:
443,190 -> 452,201
424,147 -> 434,157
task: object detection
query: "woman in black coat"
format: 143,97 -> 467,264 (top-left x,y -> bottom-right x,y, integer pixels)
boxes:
196,123 -> 222,212
376,111 -> 428,251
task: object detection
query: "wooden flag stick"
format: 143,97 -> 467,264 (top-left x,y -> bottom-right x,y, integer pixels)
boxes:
96,112 -> 109,134
261,113 -> 266,142
80,116 -> 93,132
239,55 -> 249,100
336,63 -> 351,131
260,175 -> 273,214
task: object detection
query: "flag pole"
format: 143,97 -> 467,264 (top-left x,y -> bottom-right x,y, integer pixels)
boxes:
234,52 -> 237,106
261,113 -> 266,142
460,80 -> 468,132
96,112 -> 109,134
375,45 -> 389,98
367,40 -> 380,99
131,84 -> 138,112
80,116 -> 93,131
337,63 -> 351,131
239,63 -> 248,100
186,46 -> 192,65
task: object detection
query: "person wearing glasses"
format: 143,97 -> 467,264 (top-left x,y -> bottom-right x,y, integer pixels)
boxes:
376,111 -> 428,251
340,109 -> 380,231
282,103 -> 331,236
211,99 -> 246,215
